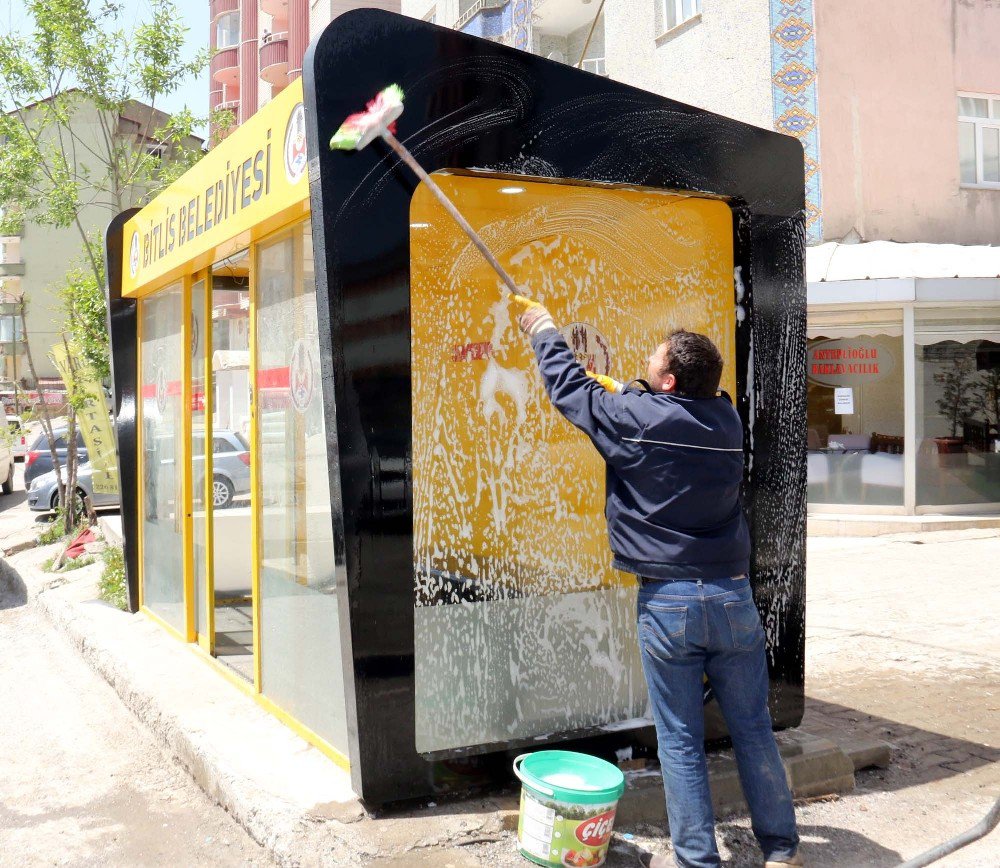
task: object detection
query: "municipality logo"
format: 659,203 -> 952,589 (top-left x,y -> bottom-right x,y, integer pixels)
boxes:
284,103 -> 307,185
129,231 -> 140,278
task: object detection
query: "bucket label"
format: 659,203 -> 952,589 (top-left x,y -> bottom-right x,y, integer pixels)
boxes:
518,789 -> 618,867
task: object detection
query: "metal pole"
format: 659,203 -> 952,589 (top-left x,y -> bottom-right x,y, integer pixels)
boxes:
379,128 -> 526,300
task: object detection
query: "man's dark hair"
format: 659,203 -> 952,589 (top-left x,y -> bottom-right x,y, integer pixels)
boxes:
659,330 -> 724,398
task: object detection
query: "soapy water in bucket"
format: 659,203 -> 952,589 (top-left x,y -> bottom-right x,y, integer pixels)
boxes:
543,773 -> 599,790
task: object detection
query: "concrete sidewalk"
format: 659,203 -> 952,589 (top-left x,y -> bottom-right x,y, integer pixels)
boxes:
3,511 -> 998,865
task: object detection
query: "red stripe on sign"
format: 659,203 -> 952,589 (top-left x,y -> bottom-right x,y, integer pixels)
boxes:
256,366 -> 290,389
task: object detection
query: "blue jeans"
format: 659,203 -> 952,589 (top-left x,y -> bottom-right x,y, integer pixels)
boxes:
637,577 -> 799,868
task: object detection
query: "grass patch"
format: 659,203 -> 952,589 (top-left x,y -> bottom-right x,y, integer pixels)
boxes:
99,544 -> 127,610
37,510 -> 69,546
41,553 -> 96,573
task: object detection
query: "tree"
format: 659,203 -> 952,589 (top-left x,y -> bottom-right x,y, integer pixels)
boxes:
0,0 -> 226,536
933,353 -> 976,438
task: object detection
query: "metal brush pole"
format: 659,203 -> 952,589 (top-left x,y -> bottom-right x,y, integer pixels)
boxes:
379,128 -> 527,301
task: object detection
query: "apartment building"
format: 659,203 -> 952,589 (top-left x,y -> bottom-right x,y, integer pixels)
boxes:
401,1 -> 1000,520
208,0 -> 400,137
0,97 -> 201,389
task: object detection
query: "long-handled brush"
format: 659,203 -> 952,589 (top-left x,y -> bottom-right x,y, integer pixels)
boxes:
329,84 -> 532,307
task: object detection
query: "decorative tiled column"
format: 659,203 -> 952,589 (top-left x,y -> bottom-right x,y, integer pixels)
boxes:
770,0 -> 822,242
239,0 -> 259,124
288,0 -> 308,82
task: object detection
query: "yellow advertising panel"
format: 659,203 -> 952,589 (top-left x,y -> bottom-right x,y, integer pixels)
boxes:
121,80 -> 309,297
410,173 -> 737,752
411,174 -> 736,601
51,343 -> 119,496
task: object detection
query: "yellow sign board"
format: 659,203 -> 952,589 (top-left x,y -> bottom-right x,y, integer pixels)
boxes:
121,80 -> 310,297
51,343 -> 119,496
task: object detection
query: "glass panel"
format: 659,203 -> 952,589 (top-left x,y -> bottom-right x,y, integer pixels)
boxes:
257,221 -> 348,753
665,0 -> 677,29
682,0 -> 698,20
916,308 -> 1000,506
993,99 -> 1000,120
217,12 -> 240,49
958,95 -> 989,118
983,126 -> 1000,183
411,175 -> 737,753
806,327 -> 904,506
210,254 -> 253,680
140,284 -> 185,630
959,122 -> 977,184
192,279 -> 208,640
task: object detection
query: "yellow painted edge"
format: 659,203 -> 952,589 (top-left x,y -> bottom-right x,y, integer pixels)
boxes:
253,692 -> 352,772
199,268 -> 215,654
136,300 -> 144,611
181,275 -> 196,643
188,643 -> 352,772
140,604 -> 187,643
248,240 -> 263,693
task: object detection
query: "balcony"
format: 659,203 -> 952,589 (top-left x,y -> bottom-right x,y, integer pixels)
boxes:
260,0 -> 289,27
259,33 -> 289,87
534,0 -> 601,38
0,238 -> 24,278
211,0 -> 238,20
456,0 -> 508,37
210,46 -> 239,87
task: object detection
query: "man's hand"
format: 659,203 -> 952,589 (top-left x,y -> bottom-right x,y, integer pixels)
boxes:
586,371 -> 624,393
512,294 -> 556,338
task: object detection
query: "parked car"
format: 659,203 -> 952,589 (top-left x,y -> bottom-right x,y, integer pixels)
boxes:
26,462 -> 119,513
28,429 -> 252,514
24,427 -> 88,488
7,416 -> 29,460
195,429 -> 252,508
0,404 -> 14,495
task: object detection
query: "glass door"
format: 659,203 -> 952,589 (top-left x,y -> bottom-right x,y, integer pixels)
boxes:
208,251 -> 254,681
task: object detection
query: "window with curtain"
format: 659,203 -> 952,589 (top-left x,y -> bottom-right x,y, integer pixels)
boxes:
958,92 -> 1000,187
216,11 -> 240,49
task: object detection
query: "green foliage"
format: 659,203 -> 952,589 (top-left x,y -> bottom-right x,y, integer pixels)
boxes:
59,236 -> 110,383
0,0 -> 208,282
37,508 -> 69,546
98,544 -> 127,610
42,552 -> 95,573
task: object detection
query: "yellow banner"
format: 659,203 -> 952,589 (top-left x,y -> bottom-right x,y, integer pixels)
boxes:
121,79 -> 309,297
51,344 -> 119,496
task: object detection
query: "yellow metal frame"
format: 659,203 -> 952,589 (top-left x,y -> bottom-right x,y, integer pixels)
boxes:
248,240 -> 263,693
181,276 -> 196,642
133,216 -> 351,773
135,301 -> 144,610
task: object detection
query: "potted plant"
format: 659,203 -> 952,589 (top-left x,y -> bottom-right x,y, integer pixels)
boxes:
933,355 -> 975,453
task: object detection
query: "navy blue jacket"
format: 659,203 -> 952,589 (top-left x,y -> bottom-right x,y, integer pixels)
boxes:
531,330 -> 751,580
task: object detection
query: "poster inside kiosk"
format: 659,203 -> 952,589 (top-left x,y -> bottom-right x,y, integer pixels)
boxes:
121,79 -> 309,297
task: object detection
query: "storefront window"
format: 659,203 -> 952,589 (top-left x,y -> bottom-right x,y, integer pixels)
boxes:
140,284 -> 185,630
256,221 -> 348,753
807,312 -> 904,506
916,307 -> 1000,507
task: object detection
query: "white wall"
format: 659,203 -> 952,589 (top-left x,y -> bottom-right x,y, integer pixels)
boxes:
603,0 -> 774,130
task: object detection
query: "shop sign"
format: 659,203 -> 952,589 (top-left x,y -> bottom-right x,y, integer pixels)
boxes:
51,342 -> 119,496
807,337 -> 895,387
121,80 -> 309,297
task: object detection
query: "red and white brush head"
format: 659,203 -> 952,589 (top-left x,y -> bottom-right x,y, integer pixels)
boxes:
330,84 -> 405,151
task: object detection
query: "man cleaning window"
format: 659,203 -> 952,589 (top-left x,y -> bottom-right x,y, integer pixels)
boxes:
516,297 -> 803,868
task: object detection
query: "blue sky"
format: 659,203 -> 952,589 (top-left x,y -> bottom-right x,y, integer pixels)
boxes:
2,0 -> 208,124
